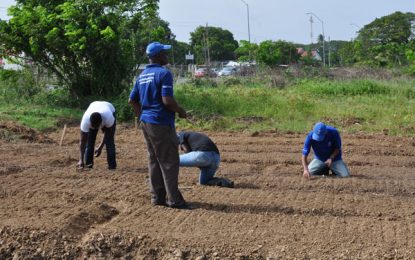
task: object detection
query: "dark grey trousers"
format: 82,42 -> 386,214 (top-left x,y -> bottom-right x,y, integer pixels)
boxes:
141,122 -> 185,206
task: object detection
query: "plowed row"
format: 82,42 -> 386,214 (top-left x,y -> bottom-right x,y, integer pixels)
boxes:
1,124 -> 414,259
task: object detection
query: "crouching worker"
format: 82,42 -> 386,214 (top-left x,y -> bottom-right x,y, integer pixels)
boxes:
178,131 -> 234,187
77,101 -> 117,170
302,122 -> 350,178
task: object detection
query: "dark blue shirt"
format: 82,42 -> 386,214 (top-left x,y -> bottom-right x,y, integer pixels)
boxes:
302,126 -> 342,161
129,64 -> 175,127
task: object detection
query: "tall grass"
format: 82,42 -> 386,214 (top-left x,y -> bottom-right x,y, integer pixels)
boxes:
1,66 -> 414,136
175,78 -> 415,135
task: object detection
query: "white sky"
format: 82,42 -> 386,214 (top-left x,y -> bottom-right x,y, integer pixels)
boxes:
159,0 -> 415,44
1,0 -> 414,44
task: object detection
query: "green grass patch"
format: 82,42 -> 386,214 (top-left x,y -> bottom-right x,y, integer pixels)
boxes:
0,103 -> 82,131
175,78 -> 415,136
1,77 -> 414,136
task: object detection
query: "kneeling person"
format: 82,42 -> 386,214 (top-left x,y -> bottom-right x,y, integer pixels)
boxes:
77,101 -> 117,170
302,122 -> 350,178
178,131 -> 233,187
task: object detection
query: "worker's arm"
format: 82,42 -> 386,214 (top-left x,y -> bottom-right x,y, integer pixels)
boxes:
162,96 -> 186,118
301,154 -> 310,179
128,98 -> 141,118
324,148 -> 340,167
94,131 -> 105,157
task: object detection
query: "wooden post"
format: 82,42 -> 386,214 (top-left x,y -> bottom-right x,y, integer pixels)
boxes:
59,124 -> 67,147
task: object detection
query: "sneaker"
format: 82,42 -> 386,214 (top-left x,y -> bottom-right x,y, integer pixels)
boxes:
168,203 -> 194,210
206,177 -> 234,188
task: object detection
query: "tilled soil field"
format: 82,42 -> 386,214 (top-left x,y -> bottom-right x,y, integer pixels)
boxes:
1,122 -> 415,259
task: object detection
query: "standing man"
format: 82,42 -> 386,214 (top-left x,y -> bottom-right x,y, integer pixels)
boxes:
77,101 -> 117,170
178,131 -> 234,188
129,42 -> 190,209
302,122 -> 350,178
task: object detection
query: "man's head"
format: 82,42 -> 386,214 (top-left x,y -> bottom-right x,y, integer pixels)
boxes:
146,42 -> 171,66
312,122 -> 327,142
90,112 -> 102,129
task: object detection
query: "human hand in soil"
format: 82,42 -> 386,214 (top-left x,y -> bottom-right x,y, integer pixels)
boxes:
303,169 -> 311,179
94,147 -> 102,157
324,158 -> 333,168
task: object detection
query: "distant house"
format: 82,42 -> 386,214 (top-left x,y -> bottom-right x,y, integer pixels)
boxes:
297,48 -> 322,61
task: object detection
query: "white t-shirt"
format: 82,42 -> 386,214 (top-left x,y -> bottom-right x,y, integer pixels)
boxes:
80,101 -> 116,133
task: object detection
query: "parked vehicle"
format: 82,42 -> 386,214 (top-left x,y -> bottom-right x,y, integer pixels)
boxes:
195,68 -> 207,78
194,67 -> 217,78
218,66 -> 238,77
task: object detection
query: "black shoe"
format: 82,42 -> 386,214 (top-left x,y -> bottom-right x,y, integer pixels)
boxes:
168,203 -> 194,210
206,177 -> 234,188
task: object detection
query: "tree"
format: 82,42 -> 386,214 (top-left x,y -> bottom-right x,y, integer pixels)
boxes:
0,0 -> 170,98
355,11 -> 415,66
256,40 -> 299,66
190,26 -> 238,64
235,40 -> 258,62
170,40 -> 191,65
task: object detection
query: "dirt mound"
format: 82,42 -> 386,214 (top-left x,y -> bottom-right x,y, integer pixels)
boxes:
0,121 -> 53,143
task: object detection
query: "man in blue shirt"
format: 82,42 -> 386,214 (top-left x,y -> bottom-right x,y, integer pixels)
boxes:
129,42 -> 190,209
302,122 -> 350,178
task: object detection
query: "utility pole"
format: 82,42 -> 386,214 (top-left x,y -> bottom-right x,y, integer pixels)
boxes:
205,23 -> 210,65
309,15 -> 314,45
307,12 -> 326,67
240,0 -> 251,43
328,36 -> 331,67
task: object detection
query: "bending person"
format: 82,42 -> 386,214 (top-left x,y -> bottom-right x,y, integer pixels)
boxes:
77,101 -> 116,170
178,131 -> 234,188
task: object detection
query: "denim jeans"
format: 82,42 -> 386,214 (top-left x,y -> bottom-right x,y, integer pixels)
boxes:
180,151 -> 221,184
308,158 -> 350,177
84,118 -> 116,169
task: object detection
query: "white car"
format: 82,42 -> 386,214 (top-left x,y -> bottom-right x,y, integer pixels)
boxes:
218,66 -> 237,77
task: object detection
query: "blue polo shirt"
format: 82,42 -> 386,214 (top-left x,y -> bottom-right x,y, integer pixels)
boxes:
302,126 -> 342,161
129,64 -> 175,127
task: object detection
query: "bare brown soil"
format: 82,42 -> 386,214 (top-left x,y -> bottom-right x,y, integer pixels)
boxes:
1,123 -> 415,259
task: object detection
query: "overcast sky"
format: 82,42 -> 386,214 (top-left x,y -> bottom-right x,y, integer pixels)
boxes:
1,0 -> 414,44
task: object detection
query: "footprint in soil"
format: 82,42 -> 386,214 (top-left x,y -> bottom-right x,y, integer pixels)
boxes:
61,203 -> 119,237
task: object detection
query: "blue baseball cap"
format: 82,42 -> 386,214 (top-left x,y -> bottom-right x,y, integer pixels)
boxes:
146,42 -> 171,57
312,122 -> 327,141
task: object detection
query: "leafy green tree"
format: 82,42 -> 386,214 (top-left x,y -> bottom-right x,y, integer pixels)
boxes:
0,0 -> 170,98
257,40 -> 299,66
190,26 -> 238,64
170,40 -> 191,64
355,11 -> 415,67
235,40 -> 258,62
405,41 -> 415,75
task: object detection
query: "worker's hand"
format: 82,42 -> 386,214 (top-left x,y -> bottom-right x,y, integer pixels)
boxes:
178,110 -> 187,119
324,158 -> 333,168
77,160 -> 84,169
303,169 -> 311,179
94,147 -> 102,157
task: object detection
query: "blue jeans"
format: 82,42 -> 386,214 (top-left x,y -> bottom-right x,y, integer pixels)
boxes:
179,151 -> 221,184
308,158 -> 350,177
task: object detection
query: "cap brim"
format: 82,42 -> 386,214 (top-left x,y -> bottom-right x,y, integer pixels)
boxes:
162,45 -> 172,50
